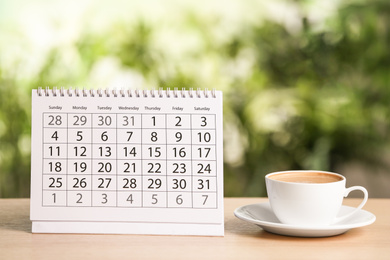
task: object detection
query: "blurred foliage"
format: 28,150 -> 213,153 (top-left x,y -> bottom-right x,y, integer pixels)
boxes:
0,78 -> 31,197
0,0 -> 389,197
223,0 -> 390,196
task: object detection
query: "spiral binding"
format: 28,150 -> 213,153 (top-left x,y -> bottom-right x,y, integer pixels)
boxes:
37,87 -> 217,98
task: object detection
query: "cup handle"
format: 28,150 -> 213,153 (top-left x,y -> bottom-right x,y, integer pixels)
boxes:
333,186 -> 368,224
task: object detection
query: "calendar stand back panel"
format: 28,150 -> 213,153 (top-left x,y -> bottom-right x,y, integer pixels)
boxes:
30,88 -> 224,236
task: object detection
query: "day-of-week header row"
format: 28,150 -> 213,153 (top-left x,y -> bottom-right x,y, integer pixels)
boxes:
48,105 -> 211,112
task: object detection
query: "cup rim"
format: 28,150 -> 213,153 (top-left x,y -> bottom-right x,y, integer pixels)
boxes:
265,170 -> 345,185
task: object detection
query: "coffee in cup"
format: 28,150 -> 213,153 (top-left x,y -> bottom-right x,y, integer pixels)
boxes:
268,171 -> 343,184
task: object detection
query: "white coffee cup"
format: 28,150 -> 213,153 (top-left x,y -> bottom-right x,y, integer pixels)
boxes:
265,170 -> 368,226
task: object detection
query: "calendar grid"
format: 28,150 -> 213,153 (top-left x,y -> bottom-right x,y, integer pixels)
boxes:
41,112 -> 218,209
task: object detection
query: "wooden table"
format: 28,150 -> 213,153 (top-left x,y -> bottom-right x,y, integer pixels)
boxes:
1,198 -> 389,259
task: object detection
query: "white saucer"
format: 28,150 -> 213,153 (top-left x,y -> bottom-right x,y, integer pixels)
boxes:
234,202 -> 376,237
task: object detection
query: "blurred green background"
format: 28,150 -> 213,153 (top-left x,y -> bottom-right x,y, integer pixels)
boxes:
1,0 -> 389,198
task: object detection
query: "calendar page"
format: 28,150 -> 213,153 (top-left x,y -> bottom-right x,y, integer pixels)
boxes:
30,88 -> 224,236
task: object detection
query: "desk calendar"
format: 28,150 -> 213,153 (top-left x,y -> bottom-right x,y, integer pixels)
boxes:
30,88 -> 224,236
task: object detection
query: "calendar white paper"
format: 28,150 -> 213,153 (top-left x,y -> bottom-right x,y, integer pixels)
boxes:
30,88 -> 224,236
